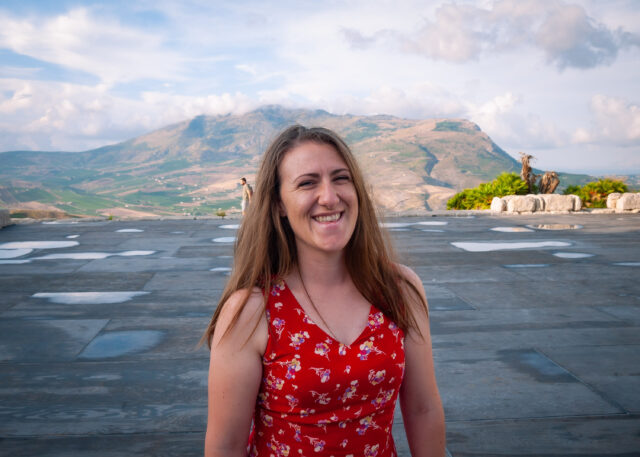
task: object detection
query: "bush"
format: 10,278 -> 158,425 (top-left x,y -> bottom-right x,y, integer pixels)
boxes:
563,179 -> 628,208
216,209 -> 226,218
447,172 -> 529,210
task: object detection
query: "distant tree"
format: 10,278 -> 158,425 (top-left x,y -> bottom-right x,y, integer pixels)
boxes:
519,152 -> 538,193
519,152 -> 559,194
539,171 -> 559,194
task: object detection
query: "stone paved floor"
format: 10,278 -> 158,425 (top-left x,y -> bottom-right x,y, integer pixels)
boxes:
0,213 -> 639,456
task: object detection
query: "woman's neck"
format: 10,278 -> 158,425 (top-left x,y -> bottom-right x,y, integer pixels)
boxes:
295,247 -> 349,288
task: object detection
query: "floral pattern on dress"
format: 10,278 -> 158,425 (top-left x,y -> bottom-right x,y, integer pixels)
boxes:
249,280 -> 405,456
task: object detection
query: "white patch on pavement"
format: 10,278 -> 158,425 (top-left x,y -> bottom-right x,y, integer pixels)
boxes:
33,291 -> 150,304
33,251 -> 155,260
553,252 -> 594,259
503,264 -> 551,268
0,241 -> 79,249
0,248 -> 32,259
452,241 -> 571,252
213,237 -> 236,243
380,222 -> 413,228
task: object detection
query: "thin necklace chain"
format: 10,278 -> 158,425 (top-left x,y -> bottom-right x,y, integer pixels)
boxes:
298,269 -> 339,341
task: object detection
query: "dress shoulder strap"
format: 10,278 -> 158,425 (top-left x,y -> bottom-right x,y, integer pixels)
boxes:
262,279 -> 292,358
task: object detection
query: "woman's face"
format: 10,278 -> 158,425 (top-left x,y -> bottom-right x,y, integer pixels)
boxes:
277,141 -> 358,257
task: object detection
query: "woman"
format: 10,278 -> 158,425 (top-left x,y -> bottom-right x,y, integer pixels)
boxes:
204,125 -> 445,456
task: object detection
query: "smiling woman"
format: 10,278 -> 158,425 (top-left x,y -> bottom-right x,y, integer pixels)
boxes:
202,125 -> 445,457
277,141 -> 358,256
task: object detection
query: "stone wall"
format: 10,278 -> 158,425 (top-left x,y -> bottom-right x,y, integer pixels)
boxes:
607,192 -> 640,212
492,192 -> 640,214
491,194 -> 581,213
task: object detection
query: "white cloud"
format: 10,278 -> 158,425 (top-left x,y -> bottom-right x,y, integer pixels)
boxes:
534,3 -> 620,69
468,92 -> 569,150
573,95 -> 640,146
235,64 -> 258,77
0,8 -> 186,84
312,82 -> 464,120
344,0 -> 640,69
0,0 -> 638,174
140,91 -> 256,121
469,92 -> 519,133
0,79 -> 256,151
571,127 -> 592,144
401,3 -> 489,62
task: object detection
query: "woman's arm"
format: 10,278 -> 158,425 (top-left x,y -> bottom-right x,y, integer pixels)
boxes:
398,264 -> 446,457
204,289 -> 267,457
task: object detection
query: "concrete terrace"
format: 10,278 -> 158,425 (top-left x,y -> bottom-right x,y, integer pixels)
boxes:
0,213 -> 639,456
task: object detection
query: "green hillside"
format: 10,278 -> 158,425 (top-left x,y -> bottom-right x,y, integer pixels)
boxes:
0,105 -> 597,216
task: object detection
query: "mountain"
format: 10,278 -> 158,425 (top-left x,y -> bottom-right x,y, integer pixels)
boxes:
0,105 -> 594,217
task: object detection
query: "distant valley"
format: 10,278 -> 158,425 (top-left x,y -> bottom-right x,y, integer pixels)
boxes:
0,105 -> 598,217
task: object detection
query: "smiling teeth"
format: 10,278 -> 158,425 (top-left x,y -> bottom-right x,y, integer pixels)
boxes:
315,213 -> 340,222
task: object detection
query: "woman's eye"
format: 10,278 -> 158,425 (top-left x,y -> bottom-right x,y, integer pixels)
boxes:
298,180 -> 314,187
335,175 -> 351,182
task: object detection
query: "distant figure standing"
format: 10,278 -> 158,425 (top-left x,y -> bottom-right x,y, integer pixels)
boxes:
240,177 -> 253,216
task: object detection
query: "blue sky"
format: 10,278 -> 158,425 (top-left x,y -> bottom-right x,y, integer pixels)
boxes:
0,0 -> 639,174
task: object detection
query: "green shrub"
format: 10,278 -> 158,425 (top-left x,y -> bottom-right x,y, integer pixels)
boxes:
563,178 -> 628,208
216,209 -> 226,218
447,172 -> 529,210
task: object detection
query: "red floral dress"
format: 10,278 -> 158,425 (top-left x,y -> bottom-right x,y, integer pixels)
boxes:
248,279 -> 405,457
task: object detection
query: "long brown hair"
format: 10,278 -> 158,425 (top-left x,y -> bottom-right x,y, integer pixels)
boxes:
203,125 -> 426,347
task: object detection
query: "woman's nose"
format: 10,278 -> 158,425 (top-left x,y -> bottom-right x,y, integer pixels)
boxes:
317,180 -> 339,207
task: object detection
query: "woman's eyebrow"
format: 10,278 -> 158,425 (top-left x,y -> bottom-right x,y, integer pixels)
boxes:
331,168 -> 350,176
293,172 -> 320,181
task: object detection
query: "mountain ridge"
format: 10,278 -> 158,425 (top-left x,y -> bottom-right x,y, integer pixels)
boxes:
0,105 -> 595,216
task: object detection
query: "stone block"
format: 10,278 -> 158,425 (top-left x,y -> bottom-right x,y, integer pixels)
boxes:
616,193 -> 640,211
532,195 -> 545,211
499,195 -> 580,213
0,209 -> 11,228
540,194 -> 577,212
490,197 -> 505,212
506,195 -> 539,213
572,195 -> 582,211
607,193 -> 621,209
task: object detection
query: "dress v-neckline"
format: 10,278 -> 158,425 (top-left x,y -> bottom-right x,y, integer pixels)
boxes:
283,280 -> 374,347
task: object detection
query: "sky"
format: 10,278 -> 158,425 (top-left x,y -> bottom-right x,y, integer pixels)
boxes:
0,0 -> 639,175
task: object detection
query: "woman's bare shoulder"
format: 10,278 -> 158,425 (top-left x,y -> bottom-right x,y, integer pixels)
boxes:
394,263 -> 423,290
394,262 -> 428,314
220,287 -> 264,316
212,287 -> 266,349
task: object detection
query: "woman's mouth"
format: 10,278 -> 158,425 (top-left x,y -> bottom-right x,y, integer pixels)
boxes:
313,212 -> 342,223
